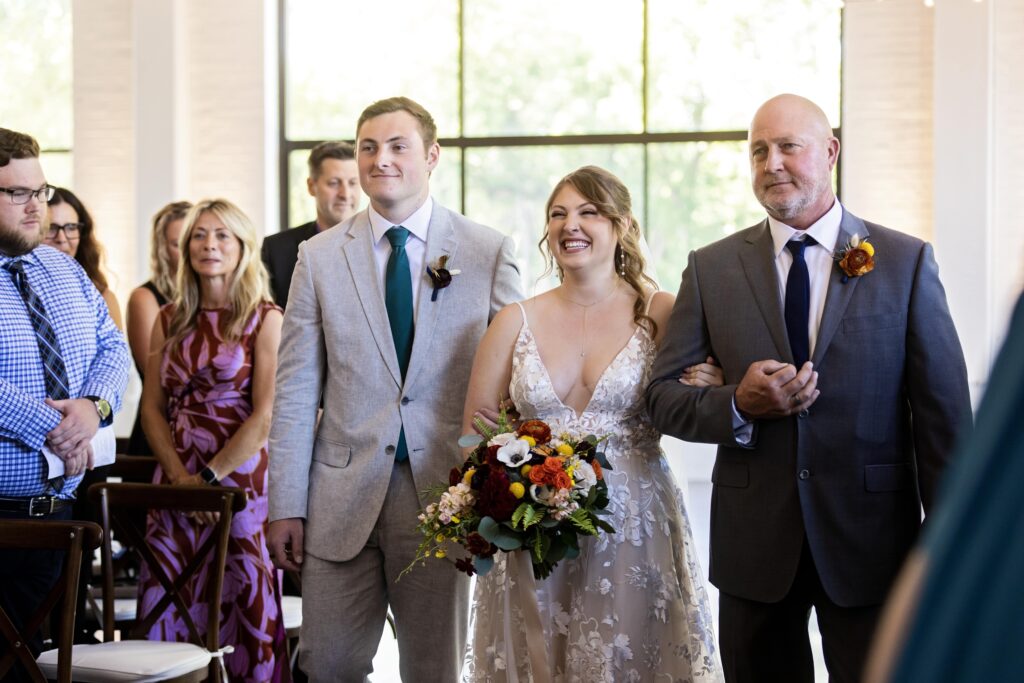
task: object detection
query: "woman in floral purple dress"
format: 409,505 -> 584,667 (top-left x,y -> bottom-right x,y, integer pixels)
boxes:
139,198 -> 288,682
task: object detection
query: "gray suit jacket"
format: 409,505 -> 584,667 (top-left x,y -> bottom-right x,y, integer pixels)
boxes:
268,203 -> 522,561
646,208 -> 971,607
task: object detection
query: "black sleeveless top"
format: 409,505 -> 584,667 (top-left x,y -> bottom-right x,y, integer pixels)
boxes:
127,281 -> 169,455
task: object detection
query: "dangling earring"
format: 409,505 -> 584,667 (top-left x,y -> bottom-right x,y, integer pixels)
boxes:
617,247 -> 626,277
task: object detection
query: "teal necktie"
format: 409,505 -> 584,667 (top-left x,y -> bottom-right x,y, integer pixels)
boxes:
385,227 -> 414,461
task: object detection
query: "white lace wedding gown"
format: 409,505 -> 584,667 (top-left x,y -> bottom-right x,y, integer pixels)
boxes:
462,302 -> 723,682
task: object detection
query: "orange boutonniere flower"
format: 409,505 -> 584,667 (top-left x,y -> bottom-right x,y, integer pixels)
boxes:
835,234 -> 875,283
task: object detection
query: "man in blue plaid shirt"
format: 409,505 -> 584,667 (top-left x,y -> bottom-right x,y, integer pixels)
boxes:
0,128 -> 130,677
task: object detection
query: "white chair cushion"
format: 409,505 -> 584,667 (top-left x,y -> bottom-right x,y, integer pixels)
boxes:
37,641 -> 211,682
281,595 -> 303,630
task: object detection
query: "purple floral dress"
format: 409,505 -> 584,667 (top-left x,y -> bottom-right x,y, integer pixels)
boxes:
138,303 -> 289,683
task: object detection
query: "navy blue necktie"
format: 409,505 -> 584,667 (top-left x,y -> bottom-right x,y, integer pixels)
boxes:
785,237 -> 817,369
385,227 -> 414,462
6,259 -> 70,490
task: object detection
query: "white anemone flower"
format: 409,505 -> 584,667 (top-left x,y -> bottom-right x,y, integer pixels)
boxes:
496,438 -> 531,467
574,460 -> 597,494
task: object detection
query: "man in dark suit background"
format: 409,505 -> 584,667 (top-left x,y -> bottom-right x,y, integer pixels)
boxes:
646,94 -> 971,683
261,141 -> 360,307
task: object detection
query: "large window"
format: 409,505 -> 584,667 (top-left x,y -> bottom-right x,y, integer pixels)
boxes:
281,0 -> 841,290
0,0 -> 74,187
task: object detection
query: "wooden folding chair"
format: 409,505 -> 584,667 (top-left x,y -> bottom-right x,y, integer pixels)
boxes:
37,483 -> 246,683
0,520 -> 102,683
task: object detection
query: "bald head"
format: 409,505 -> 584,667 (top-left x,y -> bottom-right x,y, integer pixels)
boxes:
748,94 -> 840,229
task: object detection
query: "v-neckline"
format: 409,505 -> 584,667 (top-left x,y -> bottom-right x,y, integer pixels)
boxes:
519,318 -> 641,421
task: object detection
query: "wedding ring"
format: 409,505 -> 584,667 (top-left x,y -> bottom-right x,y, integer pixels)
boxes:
791,394 -> 801,405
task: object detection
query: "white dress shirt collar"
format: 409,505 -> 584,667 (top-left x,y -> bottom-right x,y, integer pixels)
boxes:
767,198 -> 843,258
367,197 -> 433,245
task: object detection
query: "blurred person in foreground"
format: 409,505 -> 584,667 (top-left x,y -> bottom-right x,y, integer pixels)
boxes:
139,198 -> 289,682
865,291 -> 1024,683
645,94 -> 971,683
124,200 -> 192,455
45,186 -> 123,330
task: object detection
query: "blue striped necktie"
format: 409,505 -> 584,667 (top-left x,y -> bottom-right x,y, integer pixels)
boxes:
5,259 -> 71,490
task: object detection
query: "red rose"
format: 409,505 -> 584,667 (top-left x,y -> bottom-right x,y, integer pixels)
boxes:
465,532 -> 497,558
517,420 -> 552,444
455,557 -> 476,576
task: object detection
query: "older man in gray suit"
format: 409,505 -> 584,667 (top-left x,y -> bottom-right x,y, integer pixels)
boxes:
646,94 -> 970,683
267,97 -> 522,682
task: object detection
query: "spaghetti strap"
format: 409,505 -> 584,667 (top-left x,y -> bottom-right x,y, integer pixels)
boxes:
643,289 -> 660,316
514,300 -> 529,328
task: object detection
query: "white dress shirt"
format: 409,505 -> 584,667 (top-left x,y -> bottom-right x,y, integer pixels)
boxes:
767,198 -> 843,360
731,199 -> 843,443
367,197 -> 433,321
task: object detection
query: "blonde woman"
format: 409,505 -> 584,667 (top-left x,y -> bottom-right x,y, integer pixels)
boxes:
139,199 -> 289,682
125,200 -> 191,454
461,167 -> 724,681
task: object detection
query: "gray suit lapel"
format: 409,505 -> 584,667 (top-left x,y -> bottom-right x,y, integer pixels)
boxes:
812,211 -> 870,366
739,222 -> 789,361
342,212 -> 403,386
405,205 -> 457,390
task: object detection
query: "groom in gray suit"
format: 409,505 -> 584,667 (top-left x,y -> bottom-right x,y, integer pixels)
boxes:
267,97 -> 522,682
646,94 -> 970,683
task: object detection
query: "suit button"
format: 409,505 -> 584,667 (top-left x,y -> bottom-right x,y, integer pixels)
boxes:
798,469 -> 810,480
401,397 -> 411,405
385,445 -> 396,455
798,409 -> 809,418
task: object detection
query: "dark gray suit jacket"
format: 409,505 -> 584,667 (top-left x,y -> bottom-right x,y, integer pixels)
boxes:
646,208 -> 971,607
261,221 -> 320,308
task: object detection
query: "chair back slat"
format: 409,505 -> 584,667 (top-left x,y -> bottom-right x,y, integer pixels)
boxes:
88,482 -> 246,683
0,521 -> 102,683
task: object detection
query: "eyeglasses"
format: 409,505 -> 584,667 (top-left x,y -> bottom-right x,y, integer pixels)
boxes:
47,222 -> 83,239
0,185 -> 56,205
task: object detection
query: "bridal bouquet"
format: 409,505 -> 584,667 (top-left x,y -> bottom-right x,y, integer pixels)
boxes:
410,414 -> 614,580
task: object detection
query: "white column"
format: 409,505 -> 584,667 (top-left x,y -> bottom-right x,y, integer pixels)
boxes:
932,0 -> 993,400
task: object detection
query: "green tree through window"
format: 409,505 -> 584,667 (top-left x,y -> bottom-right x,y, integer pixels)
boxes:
280,0 -> 841,291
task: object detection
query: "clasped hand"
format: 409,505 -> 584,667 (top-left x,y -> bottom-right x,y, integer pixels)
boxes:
735,360 -> 820,419
45,397 -> 100,476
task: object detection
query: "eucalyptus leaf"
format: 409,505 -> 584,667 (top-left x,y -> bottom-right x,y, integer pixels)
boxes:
458,433 -> 484,448
474,556 -> 495,576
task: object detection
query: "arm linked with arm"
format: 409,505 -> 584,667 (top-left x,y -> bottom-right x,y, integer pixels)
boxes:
645,249 -> 745,445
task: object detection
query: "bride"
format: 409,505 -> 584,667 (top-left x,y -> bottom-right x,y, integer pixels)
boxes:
460,166 -> 724,681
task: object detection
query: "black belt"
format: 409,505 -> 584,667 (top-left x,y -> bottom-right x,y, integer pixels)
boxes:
0,495 -> 73,517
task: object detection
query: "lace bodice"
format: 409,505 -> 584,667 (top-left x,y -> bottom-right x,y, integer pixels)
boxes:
509,303 -> 662,454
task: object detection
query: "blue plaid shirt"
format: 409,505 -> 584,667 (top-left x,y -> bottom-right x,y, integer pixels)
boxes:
0,245 -> 130,499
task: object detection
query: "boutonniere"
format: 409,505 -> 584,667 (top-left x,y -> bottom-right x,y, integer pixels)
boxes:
426,255 -> 460,301
834,234 -> 875,283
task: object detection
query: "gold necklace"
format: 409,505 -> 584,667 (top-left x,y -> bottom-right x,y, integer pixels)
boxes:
557,278 -> 621,358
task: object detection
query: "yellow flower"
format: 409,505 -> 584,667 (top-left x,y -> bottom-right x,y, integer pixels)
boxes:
435,549 -> 447,559
451,515 -> 460,524
435,533 -> 445,542
509,482 -> 525,499
463,468 -> 475,485
519,435 -> 536,447
520,464 -> 532,476
555,443 -> 574,456
860,241 -> 875,256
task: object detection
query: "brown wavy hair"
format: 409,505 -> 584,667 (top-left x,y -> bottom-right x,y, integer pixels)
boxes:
165,199 -> 271,348
539,166 -> 659,336
47,187 -> 110,292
